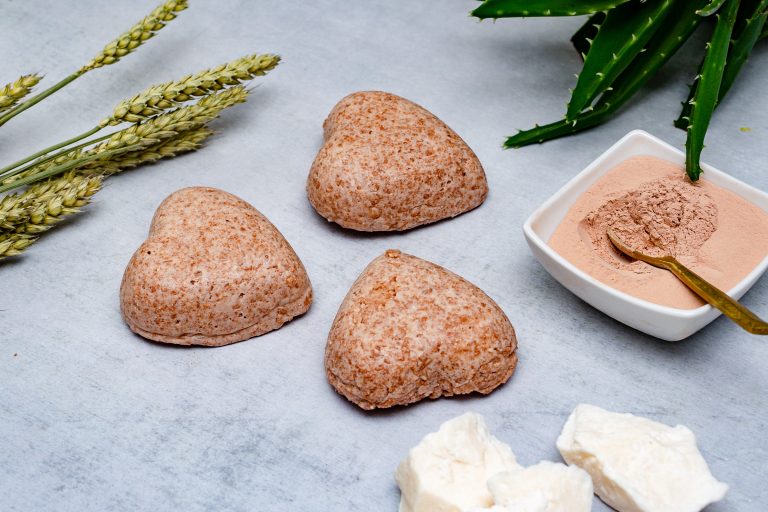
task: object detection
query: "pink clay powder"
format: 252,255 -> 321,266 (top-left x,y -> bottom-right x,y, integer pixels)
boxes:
549,156 -> 768,309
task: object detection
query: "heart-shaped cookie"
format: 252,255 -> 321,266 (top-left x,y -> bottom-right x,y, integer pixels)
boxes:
120,187 -> 312,346
307,91 -> 488,231
325,250 -> 517,409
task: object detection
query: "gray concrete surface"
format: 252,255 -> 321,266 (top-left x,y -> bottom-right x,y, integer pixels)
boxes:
1,1 -> 766,510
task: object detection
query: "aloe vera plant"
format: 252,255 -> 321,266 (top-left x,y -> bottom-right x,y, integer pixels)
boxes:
472,0 -> 765,181
566,0 -> 673,120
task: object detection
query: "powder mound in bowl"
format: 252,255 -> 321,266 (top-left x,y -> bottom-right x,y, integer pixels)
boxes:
581,174 -> 718,271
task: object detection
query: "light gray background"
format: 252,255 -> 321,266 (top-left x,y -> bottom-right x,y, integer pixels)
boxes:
1,1 -> 766,510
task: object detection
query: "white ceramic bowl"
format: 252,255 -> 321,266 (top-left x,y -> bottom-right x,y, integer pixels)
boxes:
523,130 -> 768,341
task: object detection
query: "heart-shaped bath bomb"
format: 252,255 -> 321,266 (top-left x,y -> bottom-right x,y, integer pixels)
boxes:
120,187 -> 312,346
325,250 -> 517,409
307,91 -> 488,231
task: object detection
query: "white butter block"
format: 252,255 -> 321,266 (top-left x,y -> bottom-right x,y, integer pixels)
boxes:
557,404 -> 728,512
395,412 -> 520,512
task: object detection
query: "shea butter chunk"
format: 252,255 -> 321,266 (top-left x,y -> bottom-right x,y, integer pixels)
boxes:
395,412 -> 520,512
482,461 -> 593,512
557,404 -> 728,512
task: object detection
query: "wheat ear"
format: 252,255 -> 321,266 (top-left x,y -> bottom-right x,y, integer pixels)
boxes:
0,172 -> 102,259
102,53 -> 279,126
0,74 -> 42,113
89,127 -> 213,175
95,86 -> 246,154
0,234 -> 36,258
82,0 -> 189,72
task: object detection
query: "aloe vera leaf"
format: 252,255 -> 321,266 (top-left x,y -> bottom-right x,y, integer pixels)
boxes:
472,0 -> 632,18
697,0 -> 728,15
686,0 -> 740,180
506,0 -> 707,148
571,11 -> 607,59
566,0 -> 673,120
676,0 -> 766,129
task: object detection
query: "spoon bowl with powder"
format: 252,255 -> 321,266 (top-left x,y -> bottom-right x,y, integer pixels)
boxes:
606,228 -> 768,335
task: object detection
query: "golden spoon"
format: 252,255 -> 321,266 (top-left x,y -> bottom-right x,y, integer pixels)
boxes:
606,228 -> 768,335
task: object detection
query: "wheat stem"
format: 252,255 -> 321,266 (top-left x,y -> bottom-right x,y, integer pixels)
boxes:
0,150 -> 121,194
0,50 -> 276,178
0,125 -> 101,177
1,130 -> 116,183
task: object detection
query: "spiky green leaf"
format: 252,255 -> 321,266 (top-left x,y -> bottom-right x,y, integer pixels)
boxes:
506,0 -> 708,147
685,0 -> 740,180
472,0 -> 632,18
571,11 -> 607,60
566,0 -> 673,120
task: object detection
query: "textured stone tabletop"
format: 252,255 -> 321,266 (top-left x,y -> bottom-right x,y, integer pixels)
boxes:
1,1 -> 767,510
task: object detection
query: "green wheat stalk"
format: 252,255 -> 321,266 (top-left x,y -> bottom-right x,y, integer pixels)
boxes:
0,54 -> 276,179
0,87 -> 247,194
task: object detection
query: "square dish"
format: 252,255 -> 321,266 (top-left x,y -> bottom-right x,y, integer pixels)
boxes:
522,130 -> 768,341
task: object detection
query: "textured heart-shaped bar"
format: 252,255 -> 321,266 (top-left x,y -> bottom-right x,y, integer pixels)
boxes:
325,250 -> 517,409
307,91 -> 488,231
120,187 -> 312,346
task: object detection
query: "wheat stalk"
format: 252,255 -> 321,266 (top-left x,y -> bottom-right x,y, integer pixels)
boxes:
1,53 -> 278,177
2,149 -> 85,186
102,53 -> 279,126
4,127 -> 212,187
82,0 -> 189,72
0,87 -> 247,194
0,0 -> 188,127
0,74 -> 42,113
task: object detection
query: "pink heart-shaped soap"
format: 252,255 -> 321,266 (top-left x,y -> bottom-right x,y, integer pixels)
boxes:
325,250 -> 518,409
307,91 -> 488,231
120,187 -> 312,346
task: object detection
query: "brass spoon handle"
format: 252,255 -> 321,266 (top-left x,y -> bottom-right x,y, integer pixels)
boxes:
656,257 -> 768,335
607,229 -> 768,335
